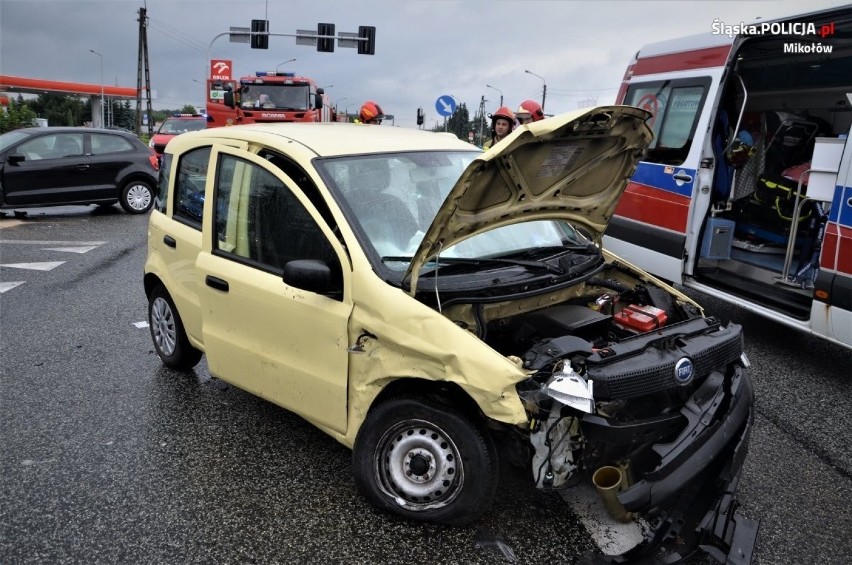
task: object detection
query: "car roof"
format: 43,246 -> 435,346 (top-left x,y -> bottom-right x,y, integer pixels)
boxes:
13,126 -> 137,136
168,122 -> 479,158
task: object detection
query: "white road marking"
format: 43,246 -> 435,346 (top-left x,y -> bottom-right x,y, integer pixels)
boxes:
42,246 -> 100,254
0,281 -> 25,293
559,482 -> 648,556
0,240 -> 106,245
0,261 -> 65,271
133,321 -> 149,329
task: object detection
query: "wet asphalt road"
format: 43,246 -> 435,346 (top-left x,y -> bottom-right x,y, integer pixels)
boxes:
1,206 -> 850,565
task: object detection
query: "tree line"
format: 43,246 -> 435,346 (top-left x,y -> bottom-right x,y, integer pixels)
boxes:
0,93 -> 196,138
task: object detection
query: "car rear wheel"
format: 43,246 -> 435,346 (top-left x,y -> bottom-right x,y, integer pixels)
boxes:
148,285 -> 202,370
120,180 -> 154,214
352,396 -> 498,526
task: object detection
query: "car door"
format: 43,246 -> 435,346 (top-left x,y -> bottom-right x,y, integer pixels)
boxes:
603,76 -> 718,283
195,146 -> 353,434
2,132 -> 92,206
87,132 -> 142,199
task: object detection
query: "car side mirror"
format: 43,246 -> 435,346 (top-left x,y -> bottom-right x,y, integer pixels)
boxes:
8,154 -> 25,165
224,90 -> 235,109
283,259 -> 331,294
314,93 -> 324,111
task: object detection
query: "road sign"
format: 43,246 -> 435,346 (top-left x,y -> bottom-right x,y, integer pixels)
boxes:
435,95 -> 456,117
230,27 -> 250,43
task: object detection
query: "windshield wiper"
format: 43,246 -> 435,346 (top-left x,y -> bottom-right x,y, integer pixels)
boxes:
381,255 -> 414,263
425,256 -> 565,275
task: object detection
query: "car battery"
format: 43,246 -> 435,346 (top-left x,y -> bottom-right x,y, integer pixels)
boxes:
614,304 -> 668,332
700,217 -> 736,260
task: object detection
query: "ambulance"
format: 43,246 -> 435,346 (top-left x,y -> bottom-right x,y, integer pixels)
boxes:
605,6 -> 852,350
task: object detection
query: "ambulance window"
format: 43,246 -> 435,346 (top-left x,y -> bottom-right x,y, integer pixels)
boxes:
625,78 -> 711,165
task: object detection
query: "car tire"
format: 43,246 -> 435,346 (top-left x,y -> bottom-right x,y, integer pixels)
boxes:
148,285 -> 202,370
352,396 -> 498,526
120,179 -> 154,214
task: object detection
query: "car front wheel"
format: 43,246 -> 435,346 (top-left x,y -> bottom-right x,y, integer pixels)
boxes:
148,285 -> 202,370
352,396 -> 498,526
120,179 -> 154,214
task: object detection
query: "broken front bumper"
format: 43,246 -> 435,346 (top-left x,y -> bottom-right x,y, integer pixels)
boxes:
580,366 -> 759,564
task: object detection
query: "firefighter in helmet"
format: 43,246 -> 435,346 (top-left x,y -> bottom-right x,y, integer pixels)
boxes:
483,106 -> 515,150
515,99 -> 544,125
359,101 -> 385,125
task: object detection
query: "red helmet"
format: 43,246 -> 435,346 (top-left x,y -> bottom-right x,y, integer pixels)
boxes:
359,101 -> 384,124
519,99 -> 544,121
489,106 -> 515,123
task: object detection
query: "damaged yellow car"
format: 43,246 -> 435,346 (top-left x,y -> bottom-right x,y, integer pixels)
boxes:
144,106 -> 758,563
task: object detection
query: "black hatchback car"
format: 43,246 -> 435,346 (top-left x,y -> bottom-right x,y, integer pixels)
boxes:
0,126 -> 159,214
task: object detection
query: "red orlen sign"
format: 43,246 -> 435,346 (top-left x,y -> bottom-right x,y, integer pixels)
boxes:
210,59 -> 232,80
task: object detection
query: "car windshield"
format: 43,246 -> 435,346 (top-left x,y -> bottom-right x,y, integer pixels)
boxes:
158,119 -> 206,135
239,84 -> 311,110
315,151 -> 591,276
0,130 -> 33,152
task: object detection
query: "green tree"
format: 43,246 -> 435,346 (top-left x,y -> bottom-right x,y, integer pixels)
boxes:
0,95 -> 38,133
111,100 -> 136,131
447,103 -> 471,141
429,103 -> 477,143
28,92 -> 86,126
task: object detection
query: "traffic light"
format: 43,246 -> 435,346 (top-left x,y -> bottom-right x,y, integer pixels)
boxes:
251,19 -> 269,49
317,23 -> 335,52
358,26 -> 376,55
416,108 -> 424,126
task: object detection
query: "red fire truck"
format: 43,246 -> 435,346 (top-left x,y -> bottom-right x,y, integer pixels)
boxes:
205,70 -> 332,128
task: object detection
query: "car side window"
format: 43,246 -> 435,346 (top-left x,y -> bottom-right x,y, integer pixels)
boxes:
624,77 -> 711,165
18,133 -> 84,160
173,146 -> 211,228
90,133 -> 134,155
155,153 -> 172,213
213,154 -> 342,295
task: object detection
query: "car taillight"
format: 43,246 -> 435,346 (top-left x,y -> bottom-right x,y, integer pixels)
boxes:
148,149 -> 160,171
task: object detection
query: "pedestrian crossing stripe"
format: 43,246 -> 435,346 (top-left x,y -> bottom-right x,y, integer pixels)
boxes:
0,281 -> 25,293
0,261 -> 65,271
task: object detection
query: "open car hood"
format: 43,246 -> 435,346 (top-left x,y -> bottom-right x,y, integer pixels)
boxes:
404,105 -> 653,294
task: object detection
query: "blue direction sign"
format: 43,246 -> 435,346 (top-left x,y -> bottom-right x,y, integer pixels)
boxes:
435,95 -> 456,117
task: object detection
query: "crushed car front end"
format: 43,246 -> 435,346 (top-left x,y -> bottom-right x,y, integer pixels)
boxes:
516,295 -> 756,563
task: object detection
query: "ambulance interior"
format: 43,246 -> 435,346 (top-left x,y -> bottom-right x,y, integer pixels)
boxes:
698,16 -> 852,320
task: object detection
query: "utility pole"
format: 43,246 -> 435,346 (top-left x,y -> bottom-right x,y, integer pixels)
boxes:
136,7 -> 153,137
478,95 -> 486,147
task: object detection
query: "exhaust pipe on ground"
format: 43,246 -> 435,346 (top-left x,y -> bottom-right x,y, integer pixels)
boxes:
592,465 -> 633,523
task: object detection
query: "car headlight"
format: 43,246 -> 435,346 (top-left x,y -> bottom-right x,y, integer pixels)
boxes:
545,367 -> 595,414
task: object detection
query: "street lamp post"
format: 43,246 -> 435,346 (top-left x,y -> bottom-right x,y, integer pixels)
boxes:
276,58 -> 296,72
486,84 -> 503,108
524,69 -> 546,112
89,49 -> 104,127
335,97 -> 348,114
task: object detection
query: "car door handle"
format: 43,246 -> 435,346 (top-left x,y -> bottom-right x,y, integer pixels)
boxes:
76,164 -> 89,170
163,235 -> 176,248
205,275 -> 229,292
672,172 -> 693,182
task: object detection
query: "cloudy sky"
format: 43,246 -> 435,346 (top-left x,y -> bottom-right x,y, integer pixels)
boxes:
1,0 -> 847,128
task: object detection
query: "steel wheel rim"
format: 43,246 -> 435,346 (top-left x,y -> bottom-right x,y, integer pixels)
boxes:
151,296 -> 177,356
126,184 -> 152,211
375,418 -> 463,511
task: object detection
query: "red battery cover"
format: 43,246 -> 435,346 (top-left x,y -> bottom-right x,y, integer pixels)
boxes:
613,304 -> 668,332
